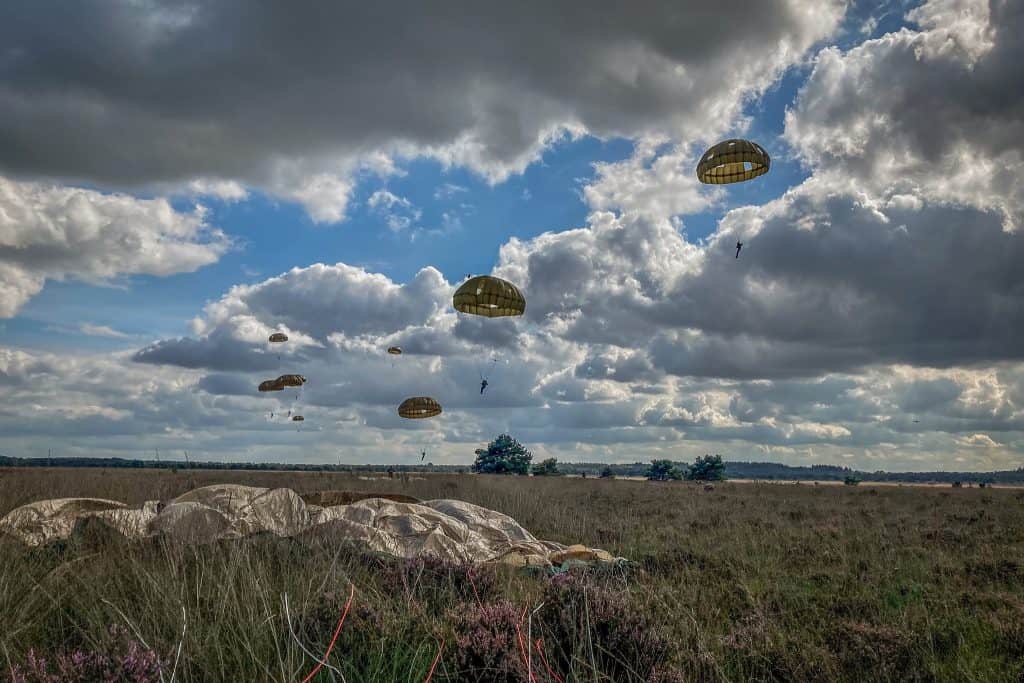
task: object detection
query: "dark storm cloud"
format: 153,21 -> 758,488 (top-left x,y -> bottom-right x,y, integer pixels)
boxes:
0,0 -> 841,190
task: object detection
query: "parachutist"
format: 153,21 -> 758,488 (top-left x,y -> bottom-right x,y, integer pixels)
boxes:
421,450 -> 427,462
480,379 -> 489,395
735,241 -> 743,258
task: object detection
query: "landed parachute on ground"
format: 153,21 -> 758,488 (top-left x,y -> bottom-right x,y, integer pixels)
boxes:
268,332 -> 289,343
387,346 -> 402,355
453,275 -> 525,318
398,397 -> 442,419
258,379 -> 284,392
696,139 -> 770,185
274,374 -> 306,388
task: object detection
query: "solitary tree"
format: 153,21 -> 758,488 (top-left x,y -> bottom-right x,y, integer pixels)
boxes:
531,457 -> 561,476
646,459 -> 682,481
686,454 -> 726,481
472,433 -> 533,475
599,466 -> 615,479
843,476 -> 861,486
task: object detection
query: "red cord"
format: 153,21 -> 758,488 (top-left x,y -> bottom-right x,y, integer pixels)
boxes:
423,638 -> 445,683
300,583 -> 355,683
534,639 -> 564,683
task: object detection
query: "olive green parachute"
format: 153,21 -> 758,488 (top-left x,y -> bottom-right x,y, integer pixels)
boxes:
258,379 -> 284,392
387,346 -> 402,355
696,139 -> 770,185
274,374 -> 306,388
292,415 -> 304,422
398,397 -> 442,419
269,332 -> 289,343
453,276 -> 525,318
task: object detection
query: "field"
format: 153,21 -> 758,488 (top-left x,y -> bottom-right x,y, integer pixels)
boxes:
1,468 -> 1023,682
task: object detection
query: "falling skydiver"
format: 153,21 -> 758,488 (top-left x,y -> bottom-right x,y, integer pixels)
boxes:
735,241 -> 743,258
480,378 -> 488,395
421,450 -> 427,462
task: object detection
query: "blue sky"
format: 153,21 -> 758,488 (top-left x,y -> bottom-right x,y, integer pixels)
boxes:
2,0 -> 1022,470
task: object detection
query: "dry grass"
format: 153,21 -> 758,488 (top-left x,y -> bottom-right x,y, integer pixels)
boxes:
1,468 -> 1023,681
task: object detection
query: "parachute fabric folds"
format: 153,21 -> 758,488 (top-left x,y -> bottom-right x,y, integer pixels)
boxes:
0,485 -> 625,567
696,138 -> 770,184
452,276 -> 525,318
258,379 -> 284,392
274,374 -> 306,388
398,396 -> 442,419
268,332 -> 289,343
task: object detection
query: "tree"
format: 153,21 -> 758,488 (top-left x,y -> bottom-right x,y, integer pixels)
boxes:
472,433 -> 533,475
531,457 -> 561,476
646,459 -> 682,482
686,454 -> 726,481
599,466 -> 615,479
843,476 -> 860,486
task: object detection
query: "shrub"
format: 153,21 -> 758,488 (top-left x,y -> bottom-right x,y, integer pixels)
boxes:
599,466 -> 615,479
449,601 -> 525,682
844,476 -> 861,486
686,454 -> 726,481
8,627 -> 165,683
531,458 -> 561,477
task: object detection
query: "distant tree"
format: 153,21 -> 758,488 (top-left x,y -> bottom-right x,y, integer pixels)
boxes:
532,458 -> 561,476
646,459 -> 682,482
599,466 -> 615,479
843,476 -> 860,486
472,433 -> 533,475
686,454 -> 726,481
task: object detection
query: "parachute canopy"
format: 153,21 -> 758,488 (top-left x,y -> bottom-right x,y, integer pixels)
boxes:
696,139 -> 770,185
274,374 -> 307,388
258,379 -> 284,392
398,396 -> 442,419
387,346 -> 403,355
292,415 -> 304,422
453,275 -> 525,318
268,332 -> 289,343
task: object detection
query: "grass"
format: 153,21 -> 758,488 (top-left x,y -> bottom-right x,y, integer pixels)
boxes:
1,467 -> 1023,681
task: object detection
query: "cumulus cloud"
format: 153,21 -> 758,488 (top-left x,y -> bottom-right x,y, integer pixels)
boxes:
0,0 -> 843,220
0,177 -> 229,317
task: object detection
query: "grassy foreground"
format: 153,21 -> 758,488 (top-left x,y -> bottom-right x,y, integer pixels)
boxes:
1,467 -> 1023,682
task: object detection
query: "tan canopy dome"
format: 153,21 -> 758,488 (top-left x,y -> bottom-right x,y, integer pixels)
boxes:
398,396 -> 442,419
274,374 -> 306,388
453,276 -> 525,318
387,346 -> 402,355
696,139 -> 770,184
292,415 -> 304,422
268,332 -> 289,343
258,379 -> 284,392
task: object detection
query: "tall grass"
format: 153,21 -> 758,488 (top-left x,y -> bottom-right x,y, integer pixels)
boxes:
1,468 -> 1023,681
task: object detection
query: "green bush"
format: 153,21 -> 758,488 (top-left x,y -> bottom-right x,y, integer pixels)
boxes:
646,459 -> 682,481
472,434 -> 533,475
686,454 -> 726,481
532,458 -> 561,476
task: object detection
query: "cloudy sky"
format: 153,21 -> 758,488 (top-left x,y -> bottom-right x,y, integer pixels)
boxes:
2,0 -> 1022,471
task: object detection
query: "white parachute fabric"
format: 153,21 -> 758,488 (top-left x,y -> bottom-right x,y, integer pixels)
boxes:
0,485 -> 621,567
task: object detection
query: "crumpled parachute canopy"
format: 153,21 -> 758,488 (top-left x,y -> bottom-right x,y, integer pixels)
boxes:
453,276 -> 525,318
274,374 -> 306,388
696,138 -> 770,184
387,346 -> 402,355
0,485 -> 625,567
268,332 -> 289,343
398,396 -> 442,419
258,379 -> 284,392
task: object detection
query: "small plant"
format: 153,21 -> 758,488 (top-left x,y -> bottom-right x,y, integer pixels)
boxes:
8,627 -> 165,683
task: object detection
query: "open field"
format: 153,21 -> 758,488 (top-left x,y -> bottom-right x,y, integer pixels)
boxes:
2,468 -> 1023,681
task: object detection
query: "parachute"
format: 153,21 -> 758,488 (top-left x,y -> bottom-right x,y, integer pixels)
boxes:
398,397 -> 442,419
387,346 -> 402,355
453,276 -> 525,318
258,379 -> 284,392
274,374 -> 306,388
269,332 -> 289,343
292,415 -> 304,422
696,139 -> 770,185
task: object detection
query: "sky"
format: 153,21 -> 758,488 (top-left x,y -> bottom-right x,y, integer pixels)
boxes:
1,0 -> 1022,471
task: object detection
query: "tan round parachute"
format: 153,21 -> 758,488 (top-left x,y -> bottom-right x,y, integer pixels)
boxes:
274,374 -> 306,388
387,346 -> 403,355
258,379 -> 284,392
453,276 -> 526,317
292,415 -> 304,422
398,397 -> 442,419
696,139 -> 770,185
268,332 -> 289,343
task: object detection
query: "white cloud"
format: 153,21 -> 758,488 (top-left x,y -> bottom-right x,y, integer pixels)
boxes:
79,323 -> 132,339
0,176 -> 229,317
